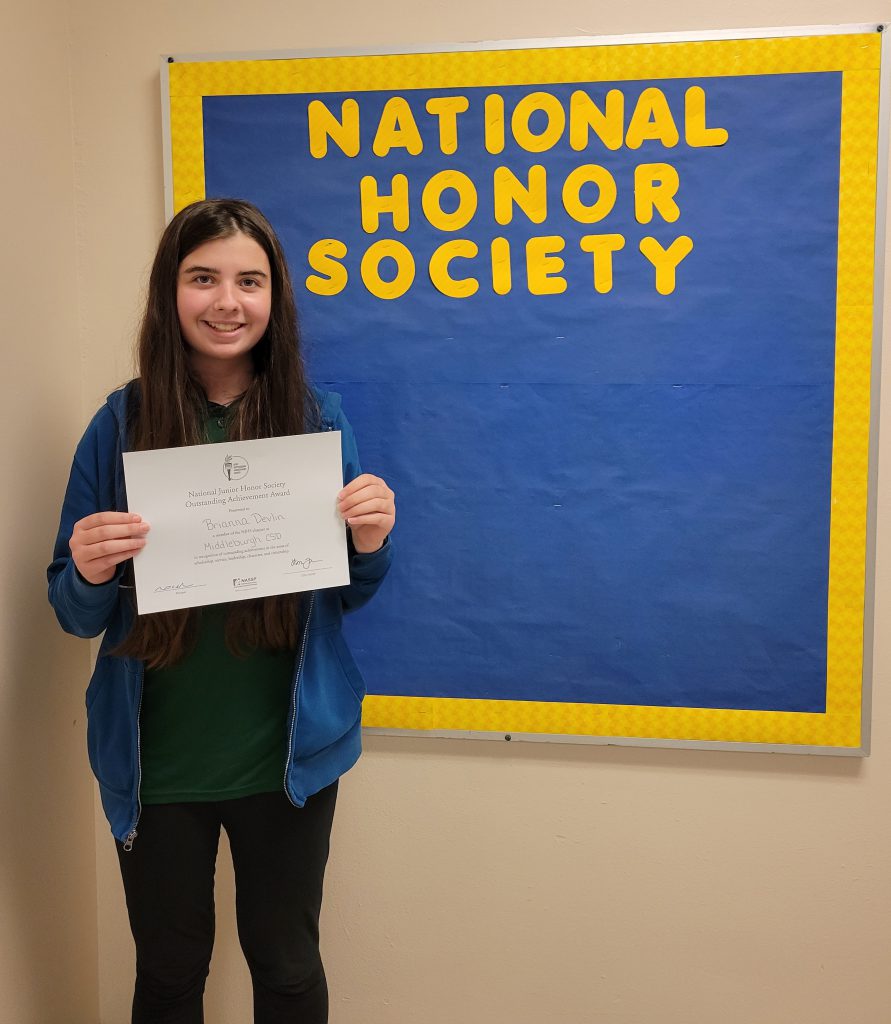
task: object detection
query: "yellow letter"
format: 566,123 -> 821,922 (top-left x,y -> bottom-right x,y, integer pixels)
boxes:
360,175 -> 410,233
429,240 -> 479,298
639,235 -> 693,295
360,240 -> 416,300
685,86 -> 728,147
305,239 -> 349,295
562,165 -> 617,224
421,170 -> 478,232
579,234 -> 625,293
626,88 -> 680,150
634,163 -> 680,224
526,236 -> 567,296
485,94 -> 505,154
372,97 -> 423,157
512,91 -> 566,154
425,96 -> 470,155
493,165 -> 547,225
490,237 -> 512,296
569,90 -> 624,151
308,99 -> 360,158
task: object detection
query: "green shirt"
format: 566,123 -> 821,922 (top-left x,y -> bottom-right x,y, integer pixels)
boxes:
139,405 -> 294,804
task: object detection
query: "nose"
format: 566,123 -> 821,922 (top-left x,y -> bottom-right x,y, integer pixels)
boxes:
214,281 -> 240,310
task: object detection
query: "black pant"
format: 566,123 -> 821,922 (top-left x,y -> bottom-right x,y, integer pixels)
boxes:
115,784 -> 338,1024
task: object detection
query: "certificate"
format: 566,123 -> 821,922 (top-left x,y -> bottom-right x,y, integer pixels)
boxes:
123,433 -> 350,614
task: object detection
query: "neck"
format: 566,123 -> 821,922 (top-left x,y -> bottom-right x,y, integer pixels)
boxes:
189,355 -> 254,405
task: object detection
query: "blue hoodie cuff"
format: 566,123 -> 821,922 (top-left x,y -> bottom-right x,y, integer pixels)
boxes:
349,535 -> 392,574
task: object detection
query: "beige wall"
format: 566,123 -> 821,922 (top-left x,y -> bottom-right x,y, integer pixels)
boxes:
8,1 -> 890,1021
0,1 -> 99,1022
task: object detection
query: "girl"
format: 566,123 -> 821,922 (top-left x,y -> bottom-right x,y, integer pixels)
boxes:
47,199 -> 395,1024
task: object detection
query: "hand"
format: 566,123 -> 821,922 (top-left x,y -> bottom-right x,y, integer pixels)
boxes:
69,512 -> 150,585
338,474 -> 395,554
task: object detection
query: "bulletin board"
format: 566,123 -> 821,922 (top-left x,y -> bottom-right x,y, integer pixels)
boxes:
162,25 -> 887,754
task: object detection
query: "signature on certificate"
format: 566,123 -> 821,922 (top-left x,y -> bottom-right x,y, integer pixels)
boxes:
291,557 -> 323,569
154,582 -> 207,594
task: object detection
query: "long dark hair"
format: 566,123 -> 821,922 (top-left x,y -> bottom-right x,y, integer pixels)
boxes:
118,198 -> 312,668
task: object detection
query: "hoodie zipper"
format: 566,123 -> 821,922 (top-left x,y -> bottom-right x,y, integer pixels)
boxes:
113,390 -> 142,852
122,661 -> 145,852
283,592 -> 315,806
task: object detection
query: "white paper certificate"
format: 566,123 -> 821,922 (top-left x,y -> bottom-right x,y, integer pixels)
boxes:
122,433 -> 349,614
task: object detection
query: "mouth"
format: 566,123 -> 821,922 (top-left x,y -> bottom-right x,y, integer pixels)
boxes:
202,320 -> 246,334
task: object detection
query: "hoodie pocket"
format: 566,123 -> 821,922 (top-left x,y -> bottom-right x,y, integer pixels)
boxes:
85,662 -> 137,796
295,630 -> 366,758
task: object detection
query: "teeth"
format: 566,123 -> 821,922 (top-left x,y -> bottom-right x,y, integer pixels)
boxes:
206,322 -> 242,332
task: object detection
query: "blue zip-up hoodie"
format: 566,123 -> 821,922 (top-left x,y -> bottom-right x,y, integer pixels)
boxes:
48,383 -> 392,843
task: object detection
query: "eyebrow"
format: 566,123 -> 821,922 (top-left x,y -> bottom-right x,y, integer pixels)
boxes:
181,264 -> 269,278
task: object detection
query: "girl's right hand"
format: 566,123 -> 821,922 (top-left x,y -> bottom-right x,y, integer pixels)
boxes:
69,512 -> 150,585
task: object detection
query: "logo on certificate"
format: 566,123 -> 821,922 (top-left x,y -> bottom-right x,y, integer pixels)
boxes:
233,577 -> 258,592
223,454 -> 249,481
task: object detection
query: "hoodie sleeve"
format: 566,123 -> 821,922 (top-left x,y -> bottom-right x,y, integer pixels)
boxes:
324,391 -> 393,614
47,408 -> 124,638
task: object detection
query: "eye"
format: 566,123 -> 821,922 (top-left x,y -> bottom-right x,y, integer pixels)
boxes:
240,277 -> 261,288
192,274 -> 213,285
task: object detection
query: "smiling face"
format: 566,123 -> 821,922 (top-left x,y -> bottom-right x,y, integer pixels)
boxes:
176,231 -> 272,389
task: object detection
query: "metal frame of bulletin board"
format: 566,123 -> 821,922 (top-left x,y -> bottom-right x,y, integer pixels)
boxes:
162,24 -> 888,755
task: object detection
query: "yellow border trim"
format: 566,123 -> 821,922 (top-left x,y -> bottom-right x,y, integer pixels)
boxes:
167,32 -> 880,748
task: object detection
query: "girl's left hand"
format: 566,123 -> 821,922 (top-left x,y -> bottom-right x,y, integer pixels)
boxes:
338,474 -> 396,553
